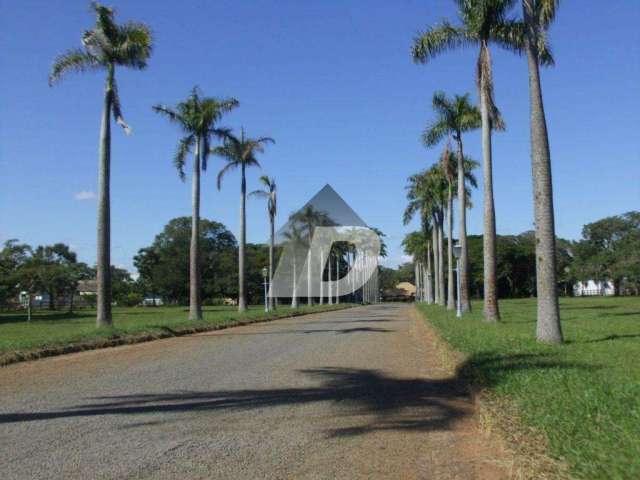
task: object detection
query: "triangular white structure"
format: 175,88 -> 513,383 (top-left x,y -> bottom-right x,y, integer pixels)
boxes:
275,184 -> 367,244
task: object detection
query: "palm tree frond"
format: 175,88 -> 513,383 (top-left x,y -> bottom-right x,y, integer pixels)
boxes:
249,190 -> 269,199
113,21 -> 153,69
422,120 -> 449,147
412,21 -> 473,64
216,161 -> 237,190
49,49 -> 100,86
174,135 -> 194,181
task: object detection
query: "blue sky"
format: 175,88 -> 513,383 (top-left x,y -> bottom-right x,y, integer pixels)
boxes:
1,0 -> 639,272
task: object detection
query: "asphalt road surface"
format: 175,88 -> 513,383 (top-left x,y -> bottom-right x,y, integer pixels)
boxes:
0,304 -> 506,479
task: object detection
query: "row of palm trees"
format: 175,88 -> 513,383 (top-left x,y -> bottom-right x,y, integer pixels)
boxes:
49,2 -> 278,325
408,0 -> 564,343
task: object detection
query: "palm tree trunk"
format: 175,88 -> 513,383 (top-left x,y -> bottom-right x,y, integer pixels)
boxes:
189,135 -> 203,320
238,163 -> 247,312
328,252 -> 333,304
291,254 -> 298,308
426,243 -> 433,304
447,186 -> 455,310
432,228 -> 439,304
96,72 -> 113,328
456,137 -> 471,312
523,0 -> 563,343
479,42 -> 500,322
269,215 -> 275,310
438,220 -> 445,306
319,250 -> 324,304
335,253 -> 340,303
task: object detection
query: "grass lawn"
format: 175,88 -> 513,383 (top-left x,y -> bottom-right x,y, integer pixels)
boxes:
417,296 -> 640,480
0,303 -> 351,358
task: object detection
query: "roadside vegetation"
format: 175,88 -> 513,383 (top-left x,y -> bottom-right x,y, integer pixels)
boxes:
0,303 -> 353,364
417,296 -> 640,480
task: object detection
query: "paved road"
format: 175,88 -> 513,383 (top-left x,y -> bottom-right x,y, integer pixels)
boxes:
0,304 -> 505,479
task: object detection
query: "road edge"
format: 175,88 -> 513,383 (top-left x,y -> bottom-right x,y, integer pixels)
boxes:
0,304 -> 356,368
413,304 -> 572,480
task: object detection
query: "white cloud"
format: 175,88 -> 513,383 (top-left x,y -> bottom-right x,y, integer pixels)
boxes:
74,190 -> 96,201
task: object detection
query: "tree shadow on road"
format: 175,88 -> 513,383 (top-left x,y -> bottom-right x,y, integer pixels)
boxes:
0,354 -> 596,438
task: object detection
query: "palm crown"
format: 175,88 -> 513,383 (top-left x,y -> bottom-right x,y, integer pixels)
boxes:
49,2 -> 153,133
214,128 -> 274,189
153,88 -> 239,180
250,176 -> 277,220
422,92 -> 482,146
412,0 -> 552,127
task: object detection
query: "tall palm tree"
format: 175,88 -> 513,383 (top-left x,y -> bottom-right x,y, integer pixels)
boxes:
422,91 -> 480,312
424,165 -> 448,306
283,224 -> 306,308
290,205 -> 334,305
250,175 -> 277,311
413,0 -> 520,321
49,2 -> 152,328
215,129 -> 274,312
404,170 -> 444,304
521,0 -> 563,343
442,149 -> 481,310
153,89 -> 237,320
402,231 -> 429,301
440,144 -> 456,310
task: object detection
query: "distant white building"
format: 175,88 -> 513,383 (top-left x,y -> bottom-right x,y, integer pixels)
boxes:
573,280 -> 615,296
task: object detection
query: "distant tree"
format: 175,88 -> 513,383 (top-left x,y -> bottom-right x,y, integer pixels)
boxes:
110,266 -> 134,305
134,217 -> 238,304
0,240 -> 31,308
573,212 -> 640,296
49,2 -> 152,328
153,88 -> 238,320
214,128 -> 274,312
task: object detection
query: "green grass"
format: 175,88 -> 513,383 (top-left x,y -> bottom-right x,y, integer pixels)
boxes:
417,296 -> 640,480
0,303 -> 352,357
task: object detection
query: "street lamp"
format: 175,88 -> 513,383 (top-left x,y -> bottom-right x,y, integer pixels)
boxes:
453,244 -> 462,318
262,267 -> 269,313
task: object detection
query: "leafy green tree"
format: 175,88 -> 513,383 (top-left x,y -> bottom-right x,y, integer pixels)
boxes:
422,91 -> 480,312
0,240 -> 31,308
214,129 -> 274,312
250,176 -> 277,310
574,212 -> 640,296
153,88 -> 238,320
110,266 -> 134,306
49,2 -> 152,328
133,217 -> 237,304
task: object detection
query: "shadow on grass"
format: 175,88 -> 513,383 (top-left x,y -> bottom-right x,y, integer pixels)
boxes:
584,333 -> 640,343
0,353 -> 598,438
456,352 -> 600,388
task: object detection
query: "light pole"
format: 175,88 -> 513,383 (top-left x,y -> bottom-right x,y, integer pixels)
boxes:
453,244 -> 462,318
262,267 -> 269,313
